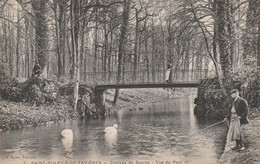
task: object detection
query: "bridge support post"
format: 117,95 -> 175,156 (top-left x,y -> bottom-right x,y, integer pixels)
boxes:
93,88 -> 106,117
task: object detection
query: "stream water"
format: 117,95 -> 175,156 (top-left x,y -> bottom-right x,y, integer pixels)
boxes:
0,95 -> 228,163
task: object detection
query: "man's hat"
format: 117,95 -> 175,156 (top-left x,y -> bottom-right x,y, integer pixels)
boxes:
230,89 -> 239,94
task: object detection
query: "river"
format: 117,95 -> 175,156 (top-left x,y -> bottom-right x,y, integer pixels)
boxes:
0,95 -> 228,163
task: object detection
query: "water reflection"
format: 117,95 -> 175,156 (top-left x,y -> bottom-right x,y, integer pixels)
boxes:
61,129 -> 73,158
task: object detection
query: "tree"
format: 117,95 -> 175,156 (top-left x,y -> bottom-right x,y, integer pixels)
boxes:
244,0 -> 260,67
70,0 -> 80,110
52,0 -> 67,79
258,18 -> 260,67
113,0 -> 131,104
32,0 -> 48,76
216,0 -> 232,79
132,1 -> 151,81
16,10 -> 21,78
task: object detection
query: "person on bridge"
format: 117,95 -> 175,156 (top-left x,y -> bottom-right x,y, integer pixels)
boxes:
165,63 -> 172,83
224,89 -> 249,151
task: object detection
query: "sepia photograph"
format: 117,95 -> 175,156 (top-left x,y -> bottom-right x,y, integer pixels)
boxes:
0,0 -> 259,164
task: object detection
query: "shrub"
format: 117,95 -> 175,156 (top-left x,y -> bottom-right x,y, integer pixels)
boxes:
194,64 -> 259,120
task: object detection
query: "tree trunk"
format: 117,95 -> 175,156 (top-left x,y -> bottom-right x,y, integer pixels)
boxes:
108,29 -> 113,82
93,6 -> 98,75
257,12 -> 260,67
8,20 -> 13,77
184,40 -> 190,81
80,30 -> 85,82
212,0 -> 218,62
60,0 -> 67,76
103,20 -> 108,81
217,0 -> 232,79
113,0 -> 131,105
2,21 -> 7,63
144,20 -> 150,82
25,15 -> 30,78
54,0 -> 62,79
70,0 -> 80,110
16,10 -> 20,78
32,0 -> 48,76
60,1 -> 67,75
226,0 -> 235,66
160,21 -> 166,76
79,0 -> 86,83
151,23 -> 156,82
133,9 -> 139,81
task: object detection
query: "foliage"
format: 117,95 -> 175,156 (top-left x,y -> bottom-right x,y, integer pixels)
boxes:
194,77 -> 229,120
0,60 -> 9,79
230,60 -> 259,107
0,97 -> 78,131
1,77 -> 59,105
0,61 -> 20,100
0,61 -> 11,92
195,64 -> 260,120
59,83 -> 93,97
1,85 -> 23,102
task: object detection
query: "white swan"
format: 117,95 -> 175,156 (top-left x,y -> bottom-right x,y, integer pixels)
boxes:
104,124 -> 118,147
104,124 -> 118,134
61,129 -> 73,139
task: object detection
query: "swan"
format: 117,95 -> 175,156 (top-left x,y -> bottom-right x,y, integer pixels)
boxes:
104,124 -> 118,134
61,129 -> 73,139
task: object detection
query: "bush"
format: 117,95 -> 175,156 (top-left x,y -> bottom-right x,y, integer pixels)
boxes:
1,76 -> 59,105
194,65 -> 259,120
0,61 -> 11,97
230,61 -> 259,107
0,60 -> 9,80
1,86 -> 23,102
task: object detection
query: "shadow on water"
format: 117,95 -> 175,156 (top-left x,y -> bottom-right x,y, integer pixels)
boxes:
0,95 -> 228,161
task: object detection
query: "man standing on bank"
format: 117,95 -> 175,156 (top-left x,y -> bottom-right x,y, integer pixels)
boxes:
224,89 -> 249,151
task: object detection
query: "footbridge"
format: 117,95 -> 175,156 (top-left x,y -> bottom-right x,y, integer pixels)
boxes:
80,69 -> 209,107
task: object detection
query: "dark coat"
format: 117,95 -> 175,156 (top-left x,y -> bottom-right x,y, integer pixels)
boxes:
32,64 -> 41,76
227,97 -> 249,124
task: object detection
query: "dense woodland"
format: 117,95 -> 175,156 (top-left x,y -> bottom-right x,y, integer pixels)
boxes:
0,0 -> 259,109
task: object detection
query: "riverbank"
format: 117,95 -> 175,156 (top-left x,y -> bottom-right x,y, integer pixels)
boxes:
0,96 -> 79,131
0,88 -> 196,131
105,88 -> 197,111
218,107 -> 260,164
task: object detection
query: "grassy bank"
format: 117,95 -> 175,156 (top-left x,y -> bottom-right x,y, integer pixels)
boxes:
0,96 -> 78,131
218,107 -> 260,164
0,88 -> 196,131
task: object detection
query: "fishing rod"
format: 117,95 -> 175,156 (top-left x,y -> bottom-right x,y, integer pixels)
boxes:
199,120 -> 226,132
177,120 -> 227,140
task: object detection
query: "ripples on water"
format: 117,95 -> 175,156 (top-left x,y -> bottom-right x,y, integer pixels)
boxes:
0,95 -> 228,162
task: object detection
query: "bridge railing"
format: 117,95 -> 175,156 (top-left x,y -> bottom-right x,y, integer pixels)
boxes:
78,69 -> 209,85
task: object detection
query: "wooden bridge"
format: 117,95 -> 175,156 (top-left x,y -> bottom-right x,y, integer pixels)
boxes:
78,69 -> 211,109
